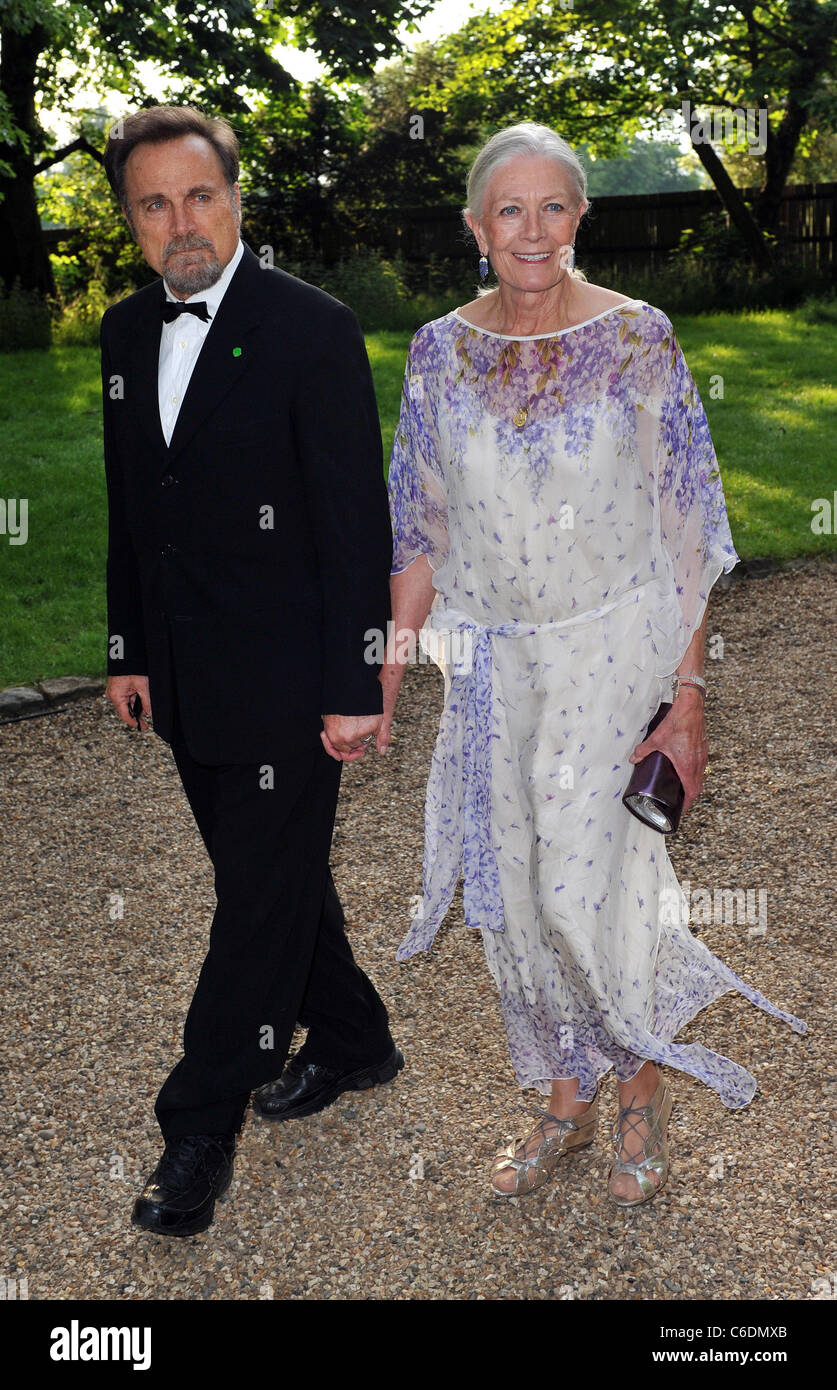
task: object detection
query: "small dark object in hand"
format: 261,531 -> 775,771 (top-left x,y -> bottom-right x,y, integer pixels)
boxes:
622,702 -> 685,834
128,693 -> 143,729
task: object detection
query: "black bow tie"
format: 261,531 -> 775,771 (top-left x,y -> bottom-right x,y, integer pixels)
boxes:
162,300 -> 211,323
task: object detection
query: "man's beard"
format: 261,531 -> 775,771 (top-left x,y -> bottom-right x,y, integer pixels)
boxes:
163,236 -> 223,296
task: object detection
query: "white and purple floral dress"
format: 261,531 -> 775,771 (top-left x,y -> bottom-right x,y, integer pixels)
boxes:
387,301 -> 806,1108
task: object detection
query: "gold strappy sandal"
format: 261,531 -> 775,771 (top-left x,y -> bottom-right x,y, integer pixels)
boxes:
490,1093 -> 599,1198
607,1074 -> 673,1207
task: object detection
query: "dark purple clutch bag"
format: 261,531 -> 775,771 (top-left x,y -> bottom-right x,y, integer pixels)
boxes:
622,702 -> 685,834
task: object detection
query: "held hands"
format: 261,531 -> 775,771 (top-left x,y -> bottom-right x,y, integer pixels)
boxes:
628,686 -> 708,817
106,675 -> 152,731
321,712 -> 385,762
320,669 -> 400,762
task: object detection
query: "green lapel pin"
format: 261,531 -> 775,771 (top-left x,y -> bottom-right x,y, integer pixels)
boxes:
233,346 -> 242,357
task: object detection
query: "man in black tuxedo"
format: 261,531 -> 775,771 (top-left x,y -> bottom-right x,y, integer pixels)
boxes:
102,106 -> 401,1236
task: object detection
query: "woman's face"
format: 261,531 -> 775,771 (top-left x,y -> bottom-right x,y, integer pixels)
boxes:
467,154 -> 584,293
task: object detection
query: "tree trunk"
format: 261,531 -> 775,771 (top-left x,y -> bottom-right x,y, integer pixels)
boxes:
754,1 -> 833,230
0,24 -> 55,296
688,130 -> 773,269
755,98 -> 807,230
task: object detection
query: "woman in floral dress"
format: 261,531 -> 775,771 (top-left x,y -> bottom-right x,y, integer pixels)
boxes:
377,123 -> 806,1205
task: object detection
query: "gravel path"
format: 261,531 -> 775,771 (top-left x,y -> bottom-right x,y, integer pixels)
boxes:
1,562 -> 834,1301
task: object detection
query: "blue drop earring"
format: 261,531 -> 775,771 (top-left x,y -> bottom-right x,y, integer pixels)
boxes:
478,254 -> 489,282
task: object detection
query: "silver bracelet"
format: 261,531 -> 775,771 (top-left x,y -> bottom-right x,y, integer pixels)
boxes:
673,673 -> 707,699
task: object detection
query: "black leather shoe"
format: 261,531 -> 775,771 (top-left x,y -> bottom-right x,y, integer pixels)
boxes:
131,1132 -> 236,1237
252,1044 -> 404,1122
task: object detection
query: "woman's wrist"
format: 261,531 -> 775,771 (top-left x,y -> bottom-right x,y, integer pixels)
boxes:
672,673 -> 706,701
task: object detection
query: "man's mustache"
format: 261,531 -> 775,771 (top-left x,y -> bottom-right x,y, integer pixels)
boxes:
163,237 -> 216,259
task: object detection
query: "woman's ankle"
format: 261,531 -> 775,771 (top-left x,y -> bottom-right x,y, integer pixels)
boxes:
617,1061 -> 658,1101
549,1079 -> 595,1117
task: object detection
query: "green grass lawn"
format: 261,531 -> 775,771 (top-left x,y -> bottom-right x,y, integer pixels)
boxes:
1,307 -> 834,687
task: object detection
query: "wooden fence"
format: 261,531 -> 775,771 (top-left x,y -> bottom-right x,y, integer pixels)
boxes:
385,181 -> 836,278
41,181 -> 835,283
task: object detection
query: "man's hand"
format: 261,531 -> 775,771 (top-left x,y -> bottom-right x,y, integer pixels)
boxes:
628,687 -> 707,816
321,713 -> 383,762
107,675 -> 152,731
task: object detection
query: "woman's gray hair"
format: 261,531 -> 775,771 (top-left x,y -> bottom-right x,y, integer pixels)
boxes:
463,122 -> 590,284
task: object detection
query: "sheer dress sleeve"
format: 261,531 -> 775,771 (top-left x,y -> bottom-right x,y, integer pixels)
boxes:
387,332 -> 449,576
653,320 -> 739,663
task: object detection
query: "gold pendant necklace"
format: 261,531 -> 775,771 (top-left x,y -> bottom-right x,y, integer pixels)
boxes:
512,405 -> 529,428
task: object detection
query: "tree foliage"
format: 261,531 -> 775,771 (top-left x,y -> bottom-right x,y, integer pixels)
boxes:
3,0 -> 834,298
0,0 -> 434,292
385,0 -> 837,264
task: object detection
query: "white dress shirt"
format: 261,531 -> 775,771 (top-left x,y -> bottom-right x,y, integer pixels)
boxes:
158,238 -> 244,446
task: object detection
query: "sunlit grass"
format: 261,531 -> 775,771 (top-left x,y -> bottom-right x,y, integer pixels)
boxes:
0,307 -> 834,685
677,307 -> 837,559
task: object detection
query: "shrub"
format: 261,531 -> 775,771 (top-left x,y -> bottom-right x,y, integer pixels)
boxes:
0,281 -> 52,351
52,278 -> 117,347
278,248 -> 411,331
796,291 -> 837,325
280,248 -> 480,331
609,210 -> 836,316
325,249 -> 412,330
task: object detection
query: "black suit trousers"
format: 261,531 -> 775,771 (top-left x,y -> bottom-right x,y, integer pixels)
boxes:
154,660 -> 393,1140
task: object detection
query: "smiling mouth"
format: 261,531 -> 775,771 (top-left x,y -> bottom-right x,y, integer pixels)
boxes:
512,252 -> 552,262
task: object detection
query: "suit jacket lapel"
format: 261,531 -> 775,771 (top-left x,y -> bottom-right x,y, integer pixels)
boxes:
126,279 -> 169,457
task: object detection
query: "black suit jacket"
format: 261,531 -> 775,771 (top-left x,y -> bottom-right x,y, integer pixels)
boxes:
101,242 -> 393,763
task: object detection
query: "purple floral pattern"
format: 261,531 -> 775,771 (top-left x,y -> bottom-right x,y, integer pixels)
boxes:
387,302 -> 806,1109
